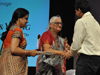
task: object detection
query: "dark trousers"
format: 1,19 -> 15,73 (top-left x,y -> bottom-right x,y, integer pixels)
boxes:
76,54 -> 100,75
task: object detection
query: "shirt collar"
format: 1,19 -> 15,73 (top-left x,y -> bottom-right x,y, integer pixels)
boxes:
82,12 -> 91,18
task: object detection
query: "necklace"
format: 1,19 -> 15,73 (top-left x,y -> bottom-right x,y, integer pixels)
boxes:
14,23 -> 20,28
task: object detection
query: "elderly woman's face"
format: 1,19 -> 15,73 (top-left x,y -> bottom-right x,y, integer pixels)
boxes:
51,18 -> 63,33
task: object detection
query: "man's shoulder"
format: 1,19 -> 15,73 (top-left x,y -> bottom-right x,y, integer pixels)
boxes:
76,19 -> 83,24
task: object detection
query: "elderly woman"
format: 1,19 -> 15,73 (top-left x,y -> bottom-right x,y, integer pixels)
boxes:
36,16 -> 69,75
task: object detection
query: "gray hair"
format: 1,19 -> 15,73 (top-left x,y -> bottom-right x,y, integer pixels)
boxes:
46,15 -> 62,30
50,15 -> 62,23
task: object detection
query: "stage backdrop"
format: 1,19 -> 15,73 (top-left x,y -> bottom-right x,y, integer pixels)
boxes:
0,0 -> 50,66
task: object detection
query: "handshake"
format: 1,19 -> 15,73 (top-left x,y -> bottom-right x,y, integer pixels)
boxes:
62,44 -> 72,59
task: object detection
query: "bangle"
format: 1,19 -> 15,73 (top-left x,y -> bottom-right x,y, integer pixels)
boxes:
24,50 -> 26,54
36,50 -> 38,55
54,50 -> 57,54
69,51 -> 72,57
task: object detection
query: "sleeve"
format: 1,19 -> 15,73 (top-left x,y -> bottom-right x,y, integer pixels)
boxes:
70,20 -> 86,52
12,28 -> 23,40
41,32 -> 52,45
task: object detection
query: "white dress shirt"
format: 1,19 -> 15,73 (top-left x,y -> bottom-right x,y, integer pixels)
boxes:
71,12 -> 100,56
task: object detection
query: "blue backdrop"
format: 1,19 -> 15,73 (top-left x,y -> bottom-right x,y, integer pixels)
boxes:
0,0 -> 50,66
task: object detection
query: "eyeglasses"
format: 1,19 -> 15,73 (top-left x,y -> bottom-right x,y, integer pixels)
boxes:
52,22 -> 63,26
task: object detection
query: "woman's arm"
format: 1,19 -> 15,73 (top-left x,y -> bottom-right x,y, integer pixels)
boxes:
43,44 -> 65,56
10,38 -> 38,57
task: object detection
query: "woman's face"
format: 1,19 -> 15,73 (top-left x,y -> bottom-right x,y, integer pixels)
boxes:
19,14 -> 29,28
51,18 -> 63,33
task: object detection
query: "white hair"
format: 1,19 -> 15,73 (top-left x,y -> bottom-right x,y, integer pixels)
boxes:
50,15 -> 62,23
46,15 -> 62,30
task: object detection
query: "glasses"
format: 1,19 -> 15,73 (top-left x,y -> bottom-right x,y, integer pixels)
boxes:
52,22 -> 63,26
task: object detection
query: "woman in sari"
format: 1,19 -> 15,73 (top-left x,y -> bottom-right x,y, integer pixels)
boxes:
0,8 -> 38,75
36,16 -> 70,75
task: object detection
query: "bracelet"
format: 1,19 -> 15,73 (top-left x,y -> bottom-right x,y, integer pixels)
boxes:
24,50 -> 26,54
36,50 -> 38,55
69,51 -> 72,57
54,50 -> 57,54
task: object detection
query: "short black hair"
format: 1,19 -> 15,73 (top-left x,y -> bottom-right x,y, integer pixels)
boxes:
75,0 -> 91,13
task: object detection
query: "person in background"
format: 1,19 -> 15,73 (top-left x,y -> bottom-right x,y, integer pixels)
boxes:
64,0 -> 100,75
0,8 -> 38,75
36,16 -> 70,75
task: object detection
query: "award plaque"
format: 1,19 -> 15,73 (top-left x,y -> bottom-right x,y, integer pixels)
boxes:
37,51 -> 54,55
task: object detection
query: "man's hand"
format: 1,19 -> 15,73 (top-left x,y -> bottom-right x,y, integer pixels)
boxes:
63,50 -> 71,59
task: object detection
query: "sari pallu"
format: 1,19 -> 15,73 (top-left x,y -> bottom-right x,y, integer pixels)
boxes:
36,31 -> 66,75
